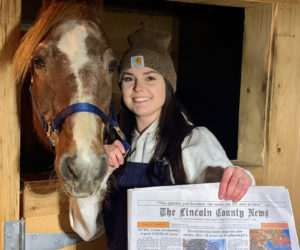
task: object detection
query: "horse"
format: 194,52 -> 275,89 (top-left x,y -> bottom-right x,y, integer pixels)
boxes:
13,0 -> 118,198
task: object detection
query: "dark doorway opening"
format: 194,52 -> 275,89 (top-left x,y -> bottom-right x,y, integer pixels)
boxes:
176,5 -> 244,159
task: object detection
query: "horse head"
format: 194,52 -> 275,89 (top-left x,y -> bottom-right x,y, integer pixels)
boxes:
13,0 -> 117,198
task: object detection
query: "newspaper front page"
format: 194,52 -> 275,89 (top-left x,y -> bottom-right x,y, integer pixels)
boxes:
128,183 -> 299,250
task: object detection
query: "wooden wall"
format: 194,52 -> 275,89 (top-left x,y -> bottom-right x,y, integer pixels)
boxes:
239,1 -> 300,240
238,5 -> 273,167
266,1 -> 300,241
0,0 -> 21,249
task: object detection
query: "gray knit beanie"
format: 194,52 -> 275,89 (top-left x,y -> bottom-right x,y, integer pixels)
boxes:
119,24 -> 177,92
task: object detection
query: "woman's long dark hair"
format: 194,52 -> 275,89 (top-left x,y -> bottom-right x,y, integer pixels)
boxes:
119,79 -> 194,185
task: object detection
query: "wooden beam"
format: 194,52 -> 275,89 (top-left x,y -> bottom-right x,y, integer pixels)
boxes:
238,5 -> 273,168
0,0 -> 21,249
168,0 -> 297,8
266,1 -> 300,241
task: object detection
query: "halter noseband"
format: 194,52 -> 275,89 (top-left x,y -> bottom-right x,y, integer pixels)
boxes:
29,85 -> 130,152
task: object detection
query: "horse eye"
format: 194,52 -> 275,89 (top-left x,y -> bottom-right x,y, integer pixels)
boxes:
108,59 -> 118,73
32,56 -> 45,69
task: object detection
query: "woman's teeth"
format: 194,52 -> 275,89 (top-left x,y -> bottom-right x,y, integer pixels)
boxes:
134,97 -> 150,102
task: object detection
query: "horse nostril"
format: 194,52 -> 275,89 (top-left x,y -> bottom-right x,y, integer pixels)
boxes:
61,156 -> 80,181
94,154 -> 109,180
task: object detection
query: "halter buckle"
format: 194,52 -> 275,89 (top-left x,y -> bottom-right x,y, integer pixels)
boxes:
114,126 -> 125,141
47,122 -> 59,147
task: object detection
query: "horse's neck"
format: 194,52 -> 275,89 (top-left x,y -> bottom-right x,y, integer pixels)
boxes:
21,80 -> 54,173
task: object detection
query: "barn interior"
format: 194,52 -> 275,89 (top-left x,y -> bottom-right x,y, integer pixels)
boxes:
2,0 -> 300,248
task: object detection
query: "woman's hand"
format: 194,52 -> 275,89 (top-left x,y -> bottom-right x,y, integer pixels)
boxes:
104,140 -> 125,172
218,166 -> 252,203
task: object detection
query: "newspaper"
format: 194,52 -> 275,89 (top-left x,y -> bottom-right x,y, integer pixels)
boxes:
128,183 -> 299,250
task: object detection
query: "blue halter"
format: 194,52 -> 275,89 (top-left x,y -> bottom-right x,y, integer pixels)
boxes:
29,85 -> 130,152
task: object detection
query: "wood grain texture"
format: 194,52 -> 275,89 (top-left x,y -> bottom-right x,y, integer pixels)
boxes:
22,180 -> 69,218
266,2 -> 300,241
0,0 -> 21,249
238,5 -> 273,167
0,0 -> 21,66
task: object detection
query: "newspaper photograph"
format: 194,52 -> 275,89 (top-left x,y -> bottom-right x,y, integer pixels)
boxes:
128,183 -> 299,250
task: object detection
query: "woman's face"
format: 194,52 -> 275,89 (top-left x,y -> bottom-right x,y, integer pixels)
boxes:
121,67 -> 166,124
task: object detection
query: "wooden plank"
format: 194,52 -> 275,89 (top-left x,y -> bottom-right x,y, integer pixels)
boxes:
266,2 -> 300,241
168,0 -> 297,8
25,214 -> 108,250
26,214 -> 73,233
22,180 -> 69,218
0,0 -> 21,249
237,5 -> 273,168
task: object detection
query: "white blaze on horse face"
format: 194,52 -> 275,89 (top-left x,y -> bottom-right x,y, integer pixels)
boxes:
57,21 -> 99,167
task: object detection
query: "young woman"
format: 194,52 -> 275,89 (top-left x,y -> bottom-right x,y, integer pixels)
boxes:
69,24 -> 255,250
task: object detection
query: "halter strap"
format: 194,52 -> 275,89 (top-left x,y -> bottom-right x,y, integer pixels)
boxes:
29,86 -> 130,152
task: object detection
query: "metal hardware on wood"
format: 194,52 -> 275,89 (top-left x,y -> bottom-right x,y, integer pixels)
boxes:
4,220 -> 83,250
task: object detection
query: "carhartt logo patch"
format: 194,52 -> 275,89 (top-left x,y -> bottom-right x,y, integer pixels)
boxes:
131,56 -> 145,68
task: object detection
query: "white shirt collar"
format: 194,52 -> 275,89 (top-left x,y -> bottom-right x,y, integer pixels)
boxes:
132,119 -> 159,140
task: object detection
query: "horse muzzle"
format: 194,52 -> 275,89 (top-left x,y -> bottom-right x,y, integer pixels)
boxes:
59,152 -> 109,197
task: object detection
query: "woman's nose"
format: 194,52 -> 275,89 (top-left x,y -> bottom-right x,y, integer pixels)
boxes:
133,79 -> 143,91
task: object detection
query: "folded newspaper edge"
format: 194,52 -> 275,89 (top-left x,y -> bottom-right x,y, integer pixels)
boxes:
128,183 -> 299,250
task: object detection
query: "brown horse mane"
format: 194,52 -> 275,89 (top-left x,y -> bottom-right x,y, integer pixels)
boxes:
12,0 -> 103,85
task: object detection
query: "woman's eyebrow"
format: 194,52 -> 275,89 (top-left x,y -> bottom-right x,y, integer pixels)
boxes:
143,70 -> 158,75
123,72 -> 134,76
